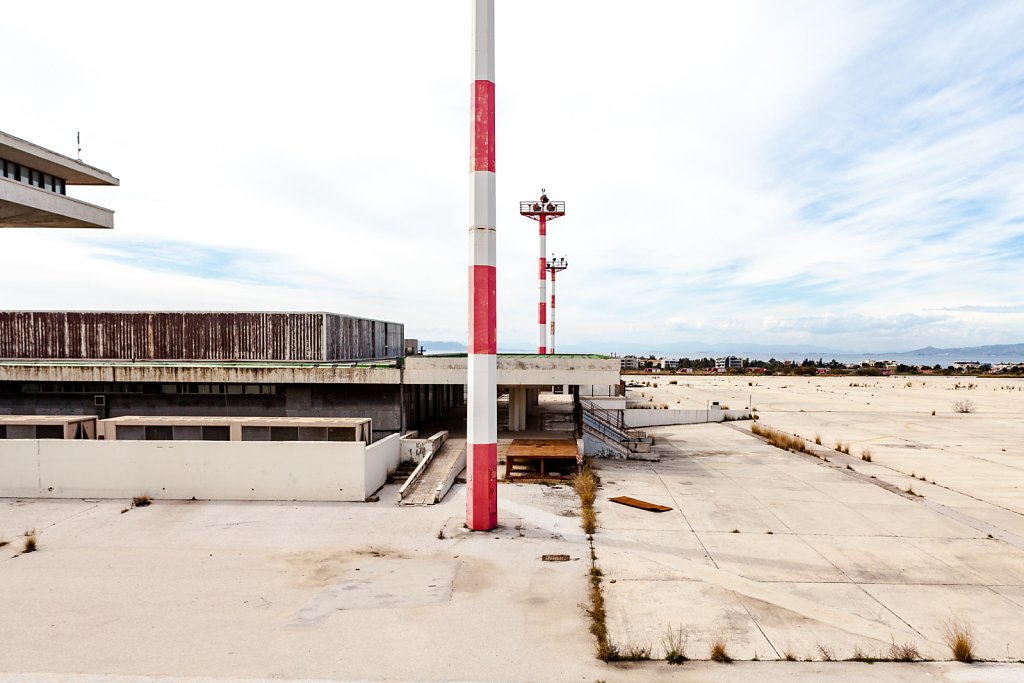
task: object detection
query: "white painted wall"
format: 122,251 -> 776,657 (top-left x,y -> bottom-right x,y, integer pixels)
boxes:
624,408 -> 752,428
0,439 -> 392,502
0,440 -> 41,496
363,433 -> 401,498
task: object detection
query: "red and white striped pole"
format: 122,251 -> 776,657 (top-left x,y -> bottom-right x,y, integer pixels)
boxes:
546,256 -> 567,354
467,0 -> 497,531
538,216 -> 547,354
549,263 -> 557,354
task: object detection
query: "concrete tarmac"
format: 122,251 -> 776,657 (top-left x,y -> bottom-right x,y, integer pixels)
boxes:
2,373 -> 1023,680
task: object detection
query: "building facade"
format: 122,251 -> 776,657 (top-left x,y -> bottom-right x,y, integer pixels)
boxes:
0,131 -> 117,229
715,356 -> 743,371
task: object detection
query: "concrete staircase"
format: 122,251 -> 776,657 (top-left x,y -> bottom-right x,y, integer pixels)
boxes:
398,438 -> 467,506
581,398 -> 654,459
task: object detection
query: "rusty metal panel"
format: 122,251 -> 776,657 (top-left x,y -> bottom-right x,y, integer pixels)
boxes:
0,311 -> 403,361
608,496 -> 673,512
323,314 -> 403,360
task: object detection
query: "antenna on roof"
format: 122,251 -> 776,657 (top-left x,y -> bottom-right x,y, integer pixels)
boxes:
76,131 -> 82,160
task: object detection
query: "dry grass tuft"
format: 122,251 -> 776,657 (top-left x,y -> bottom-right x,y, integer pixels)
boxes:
23,529 -> 37,553
752,423 -> 810,454
814,434 -> 822,445
574,462 -> 599,536
663,624 -> 689,664
817,642 -> 836,661
952,400 -> 975,414
710,636 -> 732,663
888,638 -> 920,662
941,616 -> 976,663
132,493 -> 152,508
580,506 -> 597,536
861,448 -> 873,462
782,649 -> 797,661
620,643 -> 652,661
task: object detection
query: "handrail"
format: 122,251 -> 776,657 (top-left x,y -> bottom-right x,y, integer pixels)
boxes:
580,399 -> 648,443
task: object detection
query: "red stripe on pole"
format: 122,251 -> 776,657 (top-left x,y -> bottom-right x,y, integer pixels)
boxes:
538,301 -> 546,324
469,265 -> 497,354
538,257 -> 546,280
466,442 -> 498,527
472,80 -> 495,173
551,294 -> 556,307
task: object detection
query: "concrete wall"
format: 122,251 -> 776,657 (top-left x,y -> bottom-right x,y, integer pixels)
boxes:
363,433 -> 401,497
0,364 -> 401,385
624,408 -> 752,428
400,431 -> 447,464
0,176 -> 114,228
404,355 -> 620,387
0,382 -> 402,439
0,439 -> 396,502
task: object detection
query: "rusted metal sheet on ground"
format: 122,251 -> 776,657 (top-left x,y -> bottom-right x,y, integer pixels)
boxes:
608,496 -> 673,512
0,312 -> 404,361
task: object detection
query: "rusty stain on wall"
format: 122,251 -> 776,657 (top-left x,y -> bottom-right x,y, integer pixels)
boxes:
0,312 -> 404,362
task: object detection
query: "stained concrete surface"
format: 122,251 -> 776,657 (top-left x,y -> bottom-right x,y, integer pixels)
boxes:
596,374 -> 1024,669
2,373 -> 1024,681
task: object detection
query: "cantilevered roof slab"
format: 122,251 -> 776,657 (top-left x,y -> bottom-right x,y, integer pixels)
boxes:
0,130 -> 117,229
0,178 -> 114,228
0,131 -> 118,186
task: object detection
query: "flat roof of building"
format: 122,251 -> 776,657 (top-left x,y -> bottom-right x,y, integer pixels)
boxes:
101,416 -> 370,427
0,415 -> 97,425
0,131 -> 119,186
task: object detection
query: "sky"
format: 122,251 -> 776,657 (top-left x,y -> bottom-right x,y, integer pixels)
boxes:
2,0 -> 1023,354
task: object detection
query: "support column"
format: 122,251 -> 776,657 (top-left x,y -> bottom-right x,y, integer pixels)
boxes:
468,0 -> 498,531
549,266 -> 557,354
538,215 -> 547,354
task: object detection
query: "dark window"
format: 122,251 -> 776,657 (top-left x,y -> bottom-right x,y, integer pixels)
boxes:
240,426 -> 270,441
270,427 -> 298,441
327,427 -> 353,442
0,425 -> 6,439
31,169 -> 42,187
36,425 -> 64,439
144,425 -> 174,440
201,426 -> 230,441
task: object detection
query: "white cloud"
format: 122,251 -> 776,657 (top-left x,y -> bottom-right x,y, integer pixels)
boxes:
1,0 -> 1022,351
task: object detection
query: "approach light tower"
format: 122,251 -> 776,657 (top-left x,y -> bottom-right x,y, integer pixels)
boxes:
519,190 -> 565,354
546,256 -> 568,354
467,0 -> 498,531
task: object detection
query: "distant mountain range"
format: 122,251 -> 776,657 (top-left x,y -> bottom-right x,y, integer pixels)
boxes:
418,340 -> 1024,361
888,344 -> 1024,359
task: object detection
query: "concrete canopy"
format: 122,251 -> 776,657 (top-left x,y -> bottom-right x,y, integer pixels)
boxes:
0,130 -> 116,229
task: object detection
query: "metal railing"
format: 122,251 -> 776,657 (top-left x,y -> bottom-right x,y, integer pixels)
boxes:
580,398 -> 648,443
519,200 -> 565,215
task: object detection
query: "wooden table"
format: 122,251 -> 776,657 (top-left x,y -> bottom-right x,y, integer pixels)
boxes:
504,438 -> 581,479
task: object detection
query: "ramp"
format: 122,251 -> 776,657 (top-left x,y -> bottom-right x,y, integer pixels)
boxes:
398,438 -> 466,506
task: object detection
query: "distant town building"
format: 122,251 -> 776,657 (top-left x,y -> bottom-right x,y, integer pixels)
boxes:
952,361 -> 981,371
715,356 -> 742,371
620,355 -> 640,371
662,358 -> 679,371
